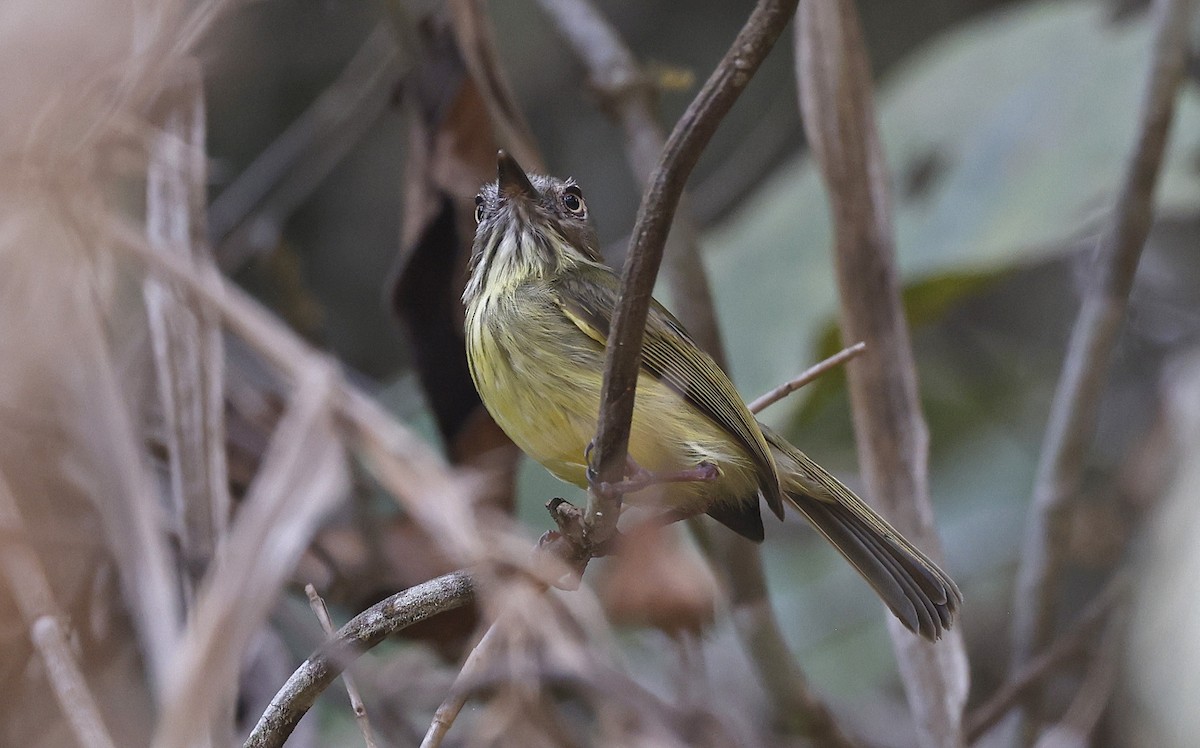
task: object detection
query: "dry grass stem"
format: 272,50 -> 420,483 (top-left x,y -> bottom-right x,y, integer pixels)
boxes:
1009,0 -> 1195,724
144,66 -> 230,596
155,366 -> 349,748
305,585 -> 378,748
0,473 -> 117,748
31,617 -> 120,748
747,341 -> 867,414
795,1 -> 968,744
100,214 -> 478,555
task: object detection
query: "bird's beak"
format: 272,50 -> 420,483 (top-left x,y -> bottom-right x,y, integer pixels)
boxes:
497,150 -> 538,200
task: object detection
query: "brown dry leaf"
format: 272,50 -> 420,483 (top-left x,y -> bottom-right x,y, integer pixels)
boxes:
390,14 -> 521,507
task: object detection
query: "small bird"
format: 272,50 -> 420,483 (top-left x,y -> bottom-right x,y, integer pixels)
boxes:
463,151 -> 961,640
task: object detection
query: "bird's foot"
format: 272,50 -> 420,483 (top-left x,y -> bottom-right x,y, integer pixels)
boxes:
594,459 -> 720,500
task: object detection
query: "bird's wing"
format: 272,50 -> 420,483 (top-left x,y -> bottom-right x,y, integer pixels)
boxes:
551,264 -> 784,518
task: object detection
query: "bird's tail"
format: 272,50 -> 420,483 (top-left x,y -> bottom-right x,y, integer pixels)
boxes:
762,428 -> 962,641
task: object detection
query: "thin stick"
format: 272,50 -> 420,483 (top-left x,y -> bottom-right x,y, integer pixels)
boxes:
0,472 -> 118,748
1033,612 -> 1125,747
446,0 -> 543,172
31,617 -> 120,748
420,622 -> 502,748
211,24 -> 403,270
795,1 -> 967,745
534,0 -> 726,361
748,342 -> 867,414
529,5 -> 855,740
144,64 -> 229,600
306,585 -> 378,748
588,0 -> 801,551
966,575 -> 1127,742
1008,0 -> 1194,728
245,571 -> 475,748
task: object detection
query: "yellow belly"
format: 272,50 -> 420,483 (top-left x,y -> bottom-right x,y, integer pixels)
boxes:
465,287 -> 760,513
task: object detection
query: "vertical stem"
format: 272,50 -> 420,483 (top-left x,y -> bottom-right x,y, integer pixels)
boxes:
795,1 -> 969,745
1008,0 -> 1193,734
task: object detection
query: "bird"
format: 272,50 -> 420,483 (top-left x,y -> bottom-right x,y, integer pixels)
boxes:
462,150 -> 961,640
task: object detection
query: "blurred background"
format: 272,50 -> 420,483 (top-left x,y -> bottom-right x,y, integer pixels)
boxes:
2,0 -> 1199,746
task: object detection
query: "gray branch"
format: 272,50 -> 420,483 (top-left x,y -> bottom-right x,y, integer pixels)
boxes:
1008,0 -> 1193,730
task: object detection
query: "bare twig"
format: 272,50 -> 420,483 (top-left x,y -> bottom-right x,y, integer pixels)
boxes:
534,0 -> 725,357
0,473 -> 118,748
446,0 -> 543,171
1031,612 -> 1126,748
748,342 -> 866,414
145,64 -> 229,597
536,6 -> 855,743
99,213 -> 479,555
1008,0 -> 1193,727
30,617 -> 119,748
211,24 -> 404,270
155,365 -> 350,748
795,2 -> 968,745
245,571 -> 475,748
966,575 -> 1128,742
306,585 -> 378,748
420,620 -> 501,748
588,0 -> 801,552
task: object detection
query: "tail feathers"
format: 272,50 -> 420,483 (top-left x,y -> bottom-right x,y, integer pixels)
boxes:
786,490 -> 961,641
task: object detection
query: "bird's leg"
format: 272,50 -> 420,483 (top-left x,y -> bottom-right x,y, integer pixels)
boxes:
586,442 -> 720,500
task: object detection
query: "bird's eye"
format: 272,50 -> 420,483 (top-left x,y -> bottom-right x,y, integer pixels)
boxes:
561,187 -> 586,217
473,194 -> 484,224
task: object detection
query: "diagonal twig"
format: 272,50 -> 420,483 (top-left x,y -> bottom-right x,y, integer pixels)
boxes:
211,23 -> 404,271
0,472 -> 118,748
536,4 -> 855,744
446,0 -> 543,172
748,342 -> 866,414
587,0 -> 801,553
1008,0 -> 1194,730
144,64 -> 230,599
245,571 -> 475,748
795,1 -> 968,745
306,585 -> 378,748
966,575 -> 1128,742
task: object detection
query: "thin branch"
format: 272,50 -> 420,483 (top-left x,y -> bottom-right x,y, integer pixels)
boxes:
306,585 -> 378,748
747,342 -> 866,414
535,7 -> 854,743
1008,0 -> 1194,726
966,575 -> 1128,742
420,620 -> 501,748
211,24 -> 404,271
795,2 -> 968,745
31,617 -> 120,748
0,472 -> 118,748
245,571 -> 475,748
145,64 -> 229,599
534,0 -> 726,358
588,0 -> 801,551
99,213 -> 478,555
1031,612 -> 1126,748
446,0 -> 543,172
